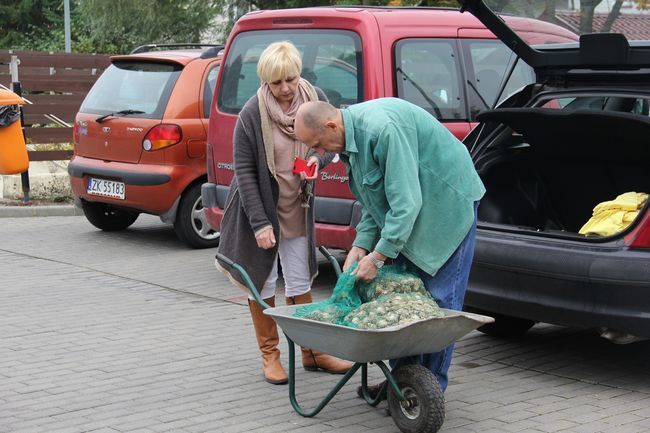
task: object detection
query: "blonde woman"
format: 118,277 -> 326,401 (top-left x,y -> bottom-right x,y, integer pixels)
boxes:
216,41 -> 353,384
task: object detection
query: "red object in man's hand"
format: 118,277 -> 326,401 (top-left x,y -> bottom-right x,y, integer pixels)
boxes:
292,157 -> 316,177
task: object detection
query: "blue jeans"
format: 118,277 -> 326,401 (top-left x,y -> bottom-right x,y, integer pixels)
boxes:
390,201 -> 479,391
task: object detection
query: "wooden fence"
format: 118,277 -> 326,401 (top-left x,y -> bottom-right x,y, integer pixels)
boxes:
0,50 -> 111,160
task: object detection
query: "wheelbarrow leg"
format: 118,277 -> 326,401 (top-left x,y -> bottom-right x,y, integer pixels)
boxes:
287,338 -> 362,417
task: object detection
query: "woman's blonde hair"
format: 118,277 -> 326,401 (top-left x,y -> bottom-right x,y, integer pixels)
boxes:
257,41 -> 302,83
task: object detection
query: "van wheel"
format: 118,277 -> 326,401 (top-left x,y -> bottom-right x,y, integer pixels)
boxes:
82,201 -> 139,231
174,183 -> 220,249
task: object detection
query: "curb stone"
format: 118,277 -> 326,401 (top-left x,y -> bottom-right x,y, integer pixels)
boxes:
0,204 -> 82,218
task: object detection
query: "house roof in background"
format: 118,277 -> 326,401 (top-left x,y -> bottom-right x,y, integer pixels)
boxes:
556,11 -> 650,40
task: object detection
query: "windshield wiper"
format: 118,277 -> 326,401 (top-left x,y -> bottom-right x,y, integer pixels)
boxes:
95,109 -> 145,123
396,67 -> 443,119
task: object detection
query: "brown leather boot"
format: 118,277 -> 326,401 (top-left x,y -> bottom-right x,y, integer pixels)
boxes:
356,381 -> 387,401
248,297 -> 288,385
286,292 -> 354,374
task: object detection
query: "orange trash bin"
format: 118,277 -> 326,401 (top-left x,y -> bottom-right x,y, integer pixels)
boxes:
0,88 -> 29,175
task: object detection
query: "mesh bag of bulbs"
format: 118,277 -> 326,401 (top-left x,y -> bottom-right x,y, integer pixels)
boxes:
294,263 -> 444,329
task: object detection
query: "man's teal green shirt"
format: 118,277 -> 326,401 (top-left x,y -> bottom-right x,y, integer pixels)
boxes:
340,98 -> 486,276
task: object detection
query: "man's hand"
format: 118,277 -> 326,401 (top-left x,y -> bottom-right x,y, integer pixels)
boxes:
300,156 -> 319,181
353,255 -> 378,282
343,246 -> 367,271
352,251 -> 386,282
255,228 -> 276,250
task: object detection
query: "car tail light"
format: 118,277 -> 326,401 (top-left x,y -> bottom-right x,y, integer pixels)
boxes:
142,124 -> 182,151
206,142 -> 215,182
73,122 -> 79,144
625,211 -> 650,249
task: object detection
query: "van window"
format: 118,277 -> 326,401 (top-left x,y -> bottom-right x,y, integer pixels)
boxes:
81,61 -> 181,118
203,64 -> 220,118
218,30 -> 363,114
395,39 -> 465,121
462,40 -> 535,113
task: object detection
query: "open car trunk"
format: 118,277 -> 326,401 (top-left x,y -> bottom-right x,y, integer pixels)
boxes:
474,108 -> 650,237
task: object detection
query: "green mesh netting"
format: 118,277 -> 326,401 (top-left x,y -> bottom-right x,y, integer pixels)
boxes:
294,263 -> 444,329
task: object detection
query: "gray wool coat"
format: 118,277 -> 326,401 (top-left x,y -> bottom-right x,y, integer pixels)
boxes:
216,88 -> 333,295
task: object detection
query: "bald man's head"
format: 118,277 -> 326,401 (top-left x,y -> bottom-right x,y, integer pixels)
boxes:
297,101 -> 338,132
295,101 -> 345,154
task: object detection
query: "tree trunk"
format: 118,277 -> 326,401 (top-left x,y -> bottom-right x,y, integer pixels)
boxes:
491,0 -> 511,13
539,0 -> 558,24
580,0 -> 602,34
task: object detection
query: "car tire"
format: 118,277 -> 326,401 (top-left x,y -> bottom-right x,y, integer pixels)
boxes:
82,201 -> 139,231
466,308 -> 536,338
174,182 -> 220,249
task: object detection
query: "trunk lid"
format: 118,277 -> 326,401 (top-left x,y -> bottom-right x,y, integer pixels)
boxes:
457,0 -> 650,75
75,114 -> 161,163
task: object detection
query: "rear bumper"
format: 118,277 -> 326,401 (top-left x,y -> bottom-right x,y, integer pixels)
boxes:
69,162 -> 170,185
201,182 -> 357,251
202,182 -> 225,230
314,223 -> 357,251
466,229 -> 650,337
69,155 -> 198,215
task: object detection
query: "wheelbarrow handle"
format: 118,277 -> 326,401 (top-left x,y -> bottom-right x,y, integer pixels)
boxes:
318,246 -> 342,277
215,251 -> 234,268
215,252 -> 270,309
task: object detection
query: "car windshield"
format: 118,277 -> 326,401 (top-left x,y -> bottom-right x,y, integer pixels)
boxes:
80,61 -> 182,118
485,0 -> 648,41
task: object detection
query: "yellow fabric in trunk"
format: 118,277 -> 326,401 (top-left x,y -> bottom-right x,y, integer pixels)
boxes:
579,192 -> 648,237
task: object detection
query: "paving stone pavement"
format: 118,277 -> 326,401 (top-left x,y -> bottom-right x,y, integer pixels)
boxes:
1,214 -> 649,433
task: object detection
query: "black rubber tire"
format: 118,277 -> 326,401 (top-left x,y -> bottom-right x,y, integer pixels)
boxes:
466,308 -> 535,338
82,201 -> 139,231
387,364 -> 445,433
173,182 -> 220,249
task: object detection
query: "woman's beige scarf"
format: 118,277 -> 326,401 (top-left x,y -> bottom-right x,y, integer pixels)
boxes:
257,78 -> 318,178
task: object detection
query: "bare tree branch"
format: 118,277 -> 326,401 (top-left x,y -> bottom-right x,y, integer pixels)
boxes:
601,0 -> 624,32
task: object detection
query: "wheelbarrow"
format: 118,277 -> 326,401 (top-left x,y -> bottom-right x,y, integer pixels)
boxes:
216,247 -> 494,433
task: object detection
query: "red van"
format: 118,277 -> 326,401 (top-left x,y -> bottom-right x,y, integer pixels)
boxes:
202,7 -> 576,249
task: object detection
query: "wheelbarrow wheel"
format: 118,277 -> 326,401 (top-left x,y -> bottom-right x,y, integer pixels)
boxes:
387,364 -> 445,433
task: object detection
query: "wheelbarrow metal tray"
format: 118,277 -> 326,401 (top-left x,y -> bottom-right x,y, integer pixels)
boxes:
265,306 -> 493,363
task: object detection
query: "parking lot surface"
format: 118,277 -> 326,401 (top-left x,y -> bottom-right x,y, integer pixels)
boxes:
1,214 -> 649,433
